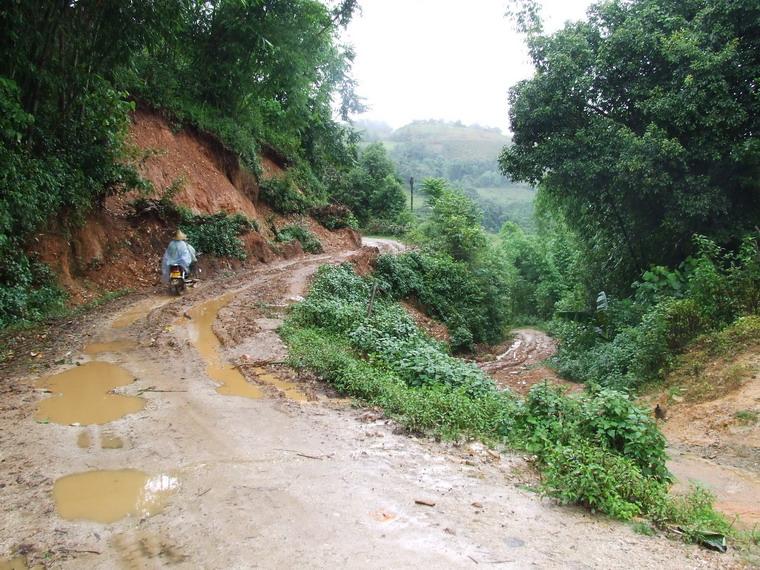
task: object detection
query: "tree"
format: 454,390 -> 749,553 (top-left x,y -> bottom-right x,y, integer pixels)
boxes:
500,0 -> 760,289
334,143 -> 406,226
421,178 -> 487,263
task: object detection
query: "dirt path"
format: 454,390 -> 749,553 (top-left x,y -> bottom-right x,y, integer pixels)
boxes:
0,247 -> 735,569
476,329 -> 580,395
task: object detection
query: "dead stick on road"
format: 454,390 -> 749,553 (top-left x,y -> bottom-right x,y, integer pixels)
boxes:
276,448 -> 331,460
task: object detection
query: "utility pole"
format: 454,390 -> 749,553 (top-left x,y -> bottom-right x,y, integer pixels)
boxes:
409,176 -> 414,211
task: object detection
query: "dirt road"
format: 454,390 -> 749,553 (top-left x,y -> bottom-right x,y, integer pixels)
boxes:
476,329 -> 580,395
0,244 -> 733,569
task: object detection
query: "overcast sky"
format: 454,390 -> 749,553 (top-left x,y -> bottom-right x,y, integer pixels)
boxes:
343,0 -> 594,132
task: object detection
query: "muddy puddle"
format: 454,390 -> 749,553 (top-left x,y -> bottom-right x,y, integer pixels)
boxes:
186,294 -> 264,399
0,557 -> 41,570
669,448 -> 760,525
53,469 -> 179,524
83,339 -> 137,355
111,297 -> 172,329
251,366 -> 308,401
36,362 -> 144,425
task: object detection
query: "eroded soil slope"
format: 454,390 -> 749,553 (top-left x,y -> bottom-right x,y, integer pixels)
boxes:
27,109 -> 359,305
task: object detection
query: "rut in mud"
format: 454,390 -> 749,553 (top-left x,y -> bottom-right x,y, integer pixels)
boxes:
0,241 -> 738,569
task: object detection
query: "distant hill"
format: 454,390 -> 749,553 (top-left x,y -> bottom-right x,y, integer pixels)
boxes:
354,119 -> 535,232
389,120 -> 511,163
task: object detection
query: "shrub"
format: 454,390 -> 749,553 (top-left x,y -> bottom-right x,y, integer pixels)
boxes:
541,438 -> 666,520
259,175 -> 311,215
180,211 -> 257,260
0,255 -> 67,328
310,204 -> 358,230
374,251 -> 511,351
282,262 -> 733,533
275,224 -> 323,254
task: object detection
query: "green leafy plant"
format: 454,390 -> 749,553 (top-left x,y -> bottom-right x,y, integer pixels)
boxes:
259,175 -> 312,215
275,224 -> 323,254
180,211 -> 257,260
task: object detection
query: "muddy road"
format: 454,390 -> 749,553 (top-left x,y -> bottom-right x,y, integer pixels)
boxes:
0,243 -> 735,569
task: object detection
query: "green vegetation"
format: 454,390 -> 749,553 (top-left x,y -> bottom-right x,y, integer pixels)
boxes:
259,175 -> 313,216
330,143 -> 409,233
501,0 -> 760,290
180,212 -> 257,261
275,225 -> 323,254
282,262 -> 732,534
374,179 -> 514,351
357,119 -> 536,233
309,204 -> 358,231
0,0 -> 363,327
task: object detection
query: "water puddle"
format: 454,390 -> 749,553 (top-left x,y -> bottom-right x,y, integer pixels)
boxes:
186,295 -> 264,399
101,434 -> 124,449
36,362 -> 145,425
111,297 -> 172,329
53,469 -> 179,523
77,431 -> 92,448
668,449 -> 760,525
83,339 -> 137,355
0,557 -> 41,570
251,366 -> 308,401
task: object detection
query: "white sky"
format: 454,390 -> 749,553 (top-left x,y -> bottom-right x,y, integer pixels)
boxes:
343,0 -> 594,132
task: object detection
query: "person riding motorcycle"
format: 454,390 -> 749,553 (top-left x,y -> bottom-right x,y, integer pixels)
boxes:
161,230 -> 197,284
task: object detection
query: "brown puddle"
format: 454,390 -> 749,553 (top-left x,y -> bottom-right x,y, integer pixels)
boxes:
186,294 -> 264,399
669,449 -> 760,525
36,362 -> 145,425
0,557 -> 41,570
53,469 -> 179,524
77,431 -> 92,448
83,339 -> 137,355
101,434 -> 124,449
111,297 -> 172,329
252,366 -> 308,402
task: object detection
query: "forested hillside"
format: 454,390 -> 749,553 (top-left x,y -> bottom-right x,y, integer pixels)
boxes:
285,0 -> 760,548
356,119 -> 536,231
0,0 -> 373,326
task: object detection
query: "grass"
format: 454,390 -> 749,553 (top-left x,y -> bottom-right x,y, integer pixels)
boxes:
734,410 -> 759,425
664,316 -> 760,402
0,288 -> 132,362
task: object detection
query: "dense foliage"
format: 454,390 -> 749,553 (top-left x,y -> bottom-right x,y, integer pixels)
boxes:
275,224 -> 323,254
180,211 -> 257,261
373,179 -> 514,351
501,0 -> 760,288
282,263 -> 730,531
550,234 -> 760,390
330,142 -> 408,230
0,0 -> 364,326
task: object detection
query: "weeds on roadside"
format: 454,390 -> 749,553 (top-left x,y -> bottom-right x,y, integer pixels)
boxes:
281,263 -> 737,546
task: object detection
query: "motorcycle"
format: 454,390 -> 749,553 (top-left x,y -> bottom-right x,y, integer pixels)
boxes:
168,264 -> 188,296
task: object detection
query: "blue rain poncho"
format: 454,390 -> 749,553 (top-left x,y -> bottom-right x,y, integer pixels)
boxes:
161,240 -> 197,283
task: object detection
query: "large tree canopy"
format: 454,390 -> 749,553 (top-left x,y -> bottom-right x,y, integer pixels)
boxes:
500,0 -> 760,288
